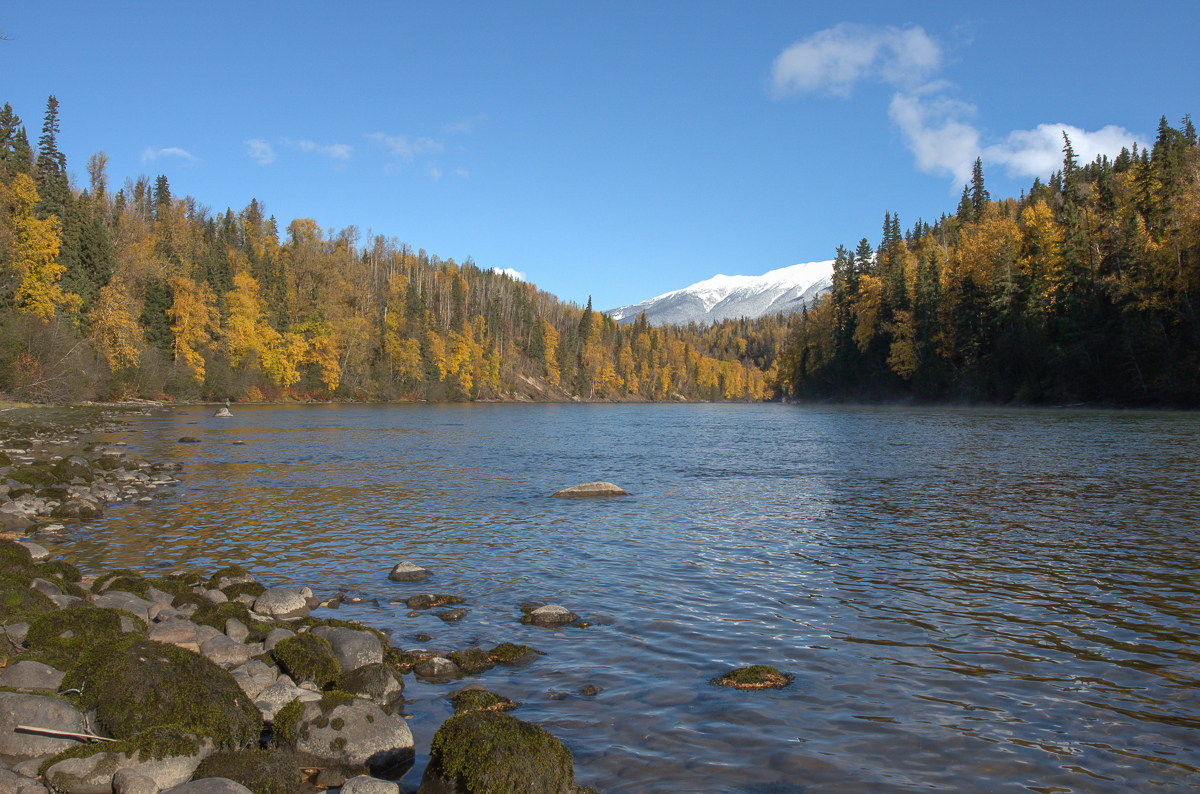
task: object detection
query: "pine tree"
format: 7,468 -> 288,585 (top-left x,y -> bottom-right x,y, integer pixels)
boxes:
34,96 -> 69,219
970,157 -> 989,215
956,184 -> 974,223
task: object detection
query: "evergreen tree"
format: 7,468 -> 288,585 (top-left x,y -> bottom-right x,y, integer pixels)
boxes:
140,278 -> 175,355
34,95 -> 69,219
956,184 -> 974,223
970,157 -> 989,215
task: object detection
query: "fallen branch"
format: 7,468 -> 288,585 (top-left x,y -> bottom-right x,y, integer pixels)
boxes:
15,725 -> 116,742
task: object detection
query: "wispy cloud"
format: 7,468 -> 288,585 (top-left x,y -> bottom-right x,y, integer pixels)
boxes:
492,267 -> 526,281
368,132 -> 443,160
245,138 -> 275,165
454,168 -> 469,179
281,138 -> 352,160
771,24 -> 941,98
141,147 -> 197,164
774,23 -> 1141,190
427,164 -> 441,180
443,114 -> 487,134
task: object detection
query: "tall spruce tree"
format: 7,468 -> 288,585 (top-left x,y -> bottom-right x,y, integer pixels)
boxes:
35,95 -> 69,219
969,158 -> 989,215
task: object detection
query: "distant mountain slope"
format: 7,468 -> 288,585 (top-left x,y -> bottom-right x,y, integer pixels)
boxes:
605,260 -> 834,326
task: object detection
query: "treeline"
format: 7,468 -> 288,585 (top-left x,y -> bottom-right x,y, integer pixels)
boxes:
781,114 -> 1200,406
0,97 -> 786,404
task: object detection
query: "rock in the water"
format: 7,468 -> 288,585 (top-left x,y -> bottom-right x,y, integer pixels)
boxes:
341,776 -> 400,794
577,684 -> 601,697
551,481 -> 628,498
113,769 -> 160,794
387,562 -> 429,582
0,692 -> 88,759
177,437 -> 202,444
212,407 -> 233,418
162,780 -> 254,794
710,665 -> 793,690
51,499 -> 102,519
336,664 -> 404,706
310,626 -> 382,673
253,588 -> 310,619
418,711 -> 581,794
0,660 -> 65,692
523,604 -> 579,627
413,657 -> 461,681
435,608 -> 469,623
290,696 -> 414,775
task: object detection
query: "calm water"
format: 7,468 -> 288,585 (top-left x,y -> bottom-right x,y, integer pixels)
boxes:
45,404 -> 1200,793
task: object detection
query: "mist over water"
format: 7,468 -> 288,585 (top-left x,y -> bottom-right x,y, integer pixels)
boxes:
49,403 -> 1200,792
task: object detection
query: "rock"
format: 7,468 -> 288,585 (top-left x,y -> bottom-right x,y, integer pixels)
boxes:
403,594 -> 463,610
90,591 -> 153,622
263,628 -> 294,651
200,634 -> 253,668
46,741 -> 214,794
253,588 -> 310,620
0,660 -> 65,692
524,605 -> 579,627
314,769 -> 349,788
202,589 -> 228,604
230,660 -> 278,701
710,665 -> 793,690
177,438 -> 201,444
448,688 -> 517,715
149,604 -> 186,622
336,664 -> 404,706
434,608 -> 469,623
550,481 -> 628,498
192,749 -> 299,794
162,780 -> 254,794
146,587 -> 176,606
148,618 -> 201,652
225,618 -> 249,644
254,678 -> 313,721
577,684 -> 601,697
50,594 -> 84,609
0,692 -> 88,760
310,627 -> 382,673
212,407 -> 233,418
413,657 -> 461,681
341,777 -> 400,794
13,759 -> 46,777
417,711 -> 580,794
113,769 -> 160,794
4,622 -> 30,644
51,499 -> 102,519
30,577 -> 62,597
386,562 -> 429,582
272,634 -> 340,687
290,696 -> 414,775
16,540 -> 49,560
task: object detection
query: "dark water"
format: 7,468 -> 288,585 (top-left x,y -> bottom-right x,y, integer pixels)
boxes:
47,404 -> 1200,792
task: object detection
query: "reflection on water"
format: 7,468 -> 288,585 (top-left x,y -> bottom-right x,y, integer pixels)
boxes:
49,404 -> 1200,792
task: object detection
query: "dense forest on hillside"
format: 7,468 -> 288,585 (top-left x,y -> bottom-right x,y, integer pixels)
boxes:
0,97 -> 785,404
780,115 -> 1200,406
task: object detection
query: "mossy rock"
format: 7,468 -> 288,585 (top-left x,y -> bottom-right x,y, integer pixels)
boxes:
272,699 -> 304,744
405,594 -> 465,610
24,603 -> 131,670
382,647 -> 429,675
102,575 -> 152,598
0,450 -> 9,466
188,600 -> 272,641
145,576 -> 195,598
0,585 -> 57,623
94,457 -> 122,471
450,689 -> 517,715
447,648 -> 495,675
53,457 -> 94,483
64,637 -> 262,748
336,663 -> 403,704
710,665 -> 793,690
294,617 -> 389,650
38,559 -> 83,583
273,634 -> 341,687
0,539 -> 34,567
207,565 -> 254,590
39,725 -> 202,777
423,711 -> 577,794
13,461 -> 61,487
93,569 -> 142,593
194,748 -> 302,794
222,581 -> 265,599
487,643 -> 544,665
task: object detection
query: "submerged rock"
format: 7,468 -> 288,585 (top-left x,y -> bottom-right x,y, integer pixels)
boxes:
386,562 -> 429,582
710,665 -> 793,690
551,481 -> 628,498
521,605 -> 579,628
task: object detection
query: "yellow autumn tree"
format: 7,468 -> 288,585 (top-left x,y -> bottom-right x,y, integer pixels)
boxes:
89,279 -> 144,371
2,173 -> 78,320
167,276 -> 219,381
540,317 -> 560,386
224,272 -> 267,368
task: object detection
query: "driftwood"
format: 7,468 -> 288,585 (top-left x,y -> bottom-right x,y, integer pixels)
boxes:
15,725 -> 116,742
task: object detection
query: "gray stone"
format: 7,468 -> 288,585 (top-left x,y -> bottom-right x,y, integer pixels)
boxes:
263,628 -> 294,652
340,777 -> 400,794
90,591 -> 152,622
0,661 -> 64,693
112,768 -> 160,794
12,760 -> 47,777
527,604 -> 579,627
0,692 -> 88,760
201,589 -> 227,605
230,660 -> 277,700
29,578 -> 61,597
253,588 -> 310,619
148,604 -> 185,622
146,587 -> 175,606
212,572 -> 255,591
119,616 -> 139,633
45,740 -> 214,794
336,664 -> 404,706
212,407 -> 233,418
413,657 -> 461,680
232,594 -> 256,607
224,618 -> 249,644
50,594 -> 83,610
17,540 -> 50,560
292,697 -> 414,774
199,635 -> 252,668
147,618 -> 200,652
162,779 -> 254,794
2,622 -> 29,645
435,608 -> 469,623
551,481 -> 628,497
314,770 -> 347,788
194,624 -> 223,644
254,677 -> 320,721
386,562 -> 429,582
310,626 -> 381,673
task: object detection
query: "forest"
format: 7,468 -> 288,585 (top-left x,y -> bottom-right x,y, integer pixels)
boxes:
779,115 -> 1200,406
0,97 -> 786,404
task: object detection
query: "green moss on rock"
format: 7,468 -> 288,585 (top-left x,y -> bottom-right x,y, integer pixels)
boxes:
207,565 -> 253,589
38,560 -> 83,583
39,725 -> 202,777
405,594 -> 465,610
102,575 -> 151,598
710,665 -> 793,690
272,699 -> 304,745
194,749 -> 301,794
0,585 -> 57,623
336,663 -> 403,702
424,711 -> 576,794
24,604 -> 131,669
382,647 -> 429,674
222,581 -> 265,599
65,637 -> 262,747
0,539 -> 34,567
93,569 -> 141,593
487,643 -> 543,665
145,576 -> 194,598
450,689 -> 517,715
273,634 -> 341,687
448,648 -> 495,675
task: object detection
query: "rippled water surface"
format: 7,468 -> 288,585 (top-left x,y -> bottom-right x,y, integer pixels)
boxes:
50,403 -> 1200,792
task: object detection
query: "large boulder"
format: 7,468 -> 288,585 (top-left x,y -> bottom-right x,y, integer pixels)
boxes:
253,589 -> 310,620
0,692 -> 88,760
271,634 -> 340,687
200,635 -> 253,668
163,780 -> 255,794
336,664 -> 403,706
0,660 -> 65,692
550,482 -> 627,498
417,712 -> 583,794
91,591 -> 153,622
230,660 -> 278,701
289,695 -> 413,776
522,605 -> 579,628
192,749 -> 300,794
44,735 -> 215,794
341,777 -> 399,794
309,627 -> 381,673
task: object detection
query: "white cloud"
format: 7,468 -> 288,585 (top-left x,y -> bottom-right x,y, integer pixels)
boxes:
443,114 -> 487,134
368,132 -> 443,160
772,24 -> 942,97
428,164 -> 441,180
454,168 -> 469,179
492,267 -> 526,281
282,138 -> 353,160
984,123 -> 1141,178
141,146 -> 196,164
888,91 -> 981,187
245,138 -> 275,165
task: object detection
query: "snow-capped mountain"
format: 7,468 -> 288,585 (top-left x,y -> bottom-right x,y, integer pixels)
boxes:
605,260 -> 834,326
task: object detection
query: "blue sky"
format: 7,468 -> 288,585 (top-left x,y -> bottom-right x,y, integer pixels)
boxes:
3,2 -> 1198,310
